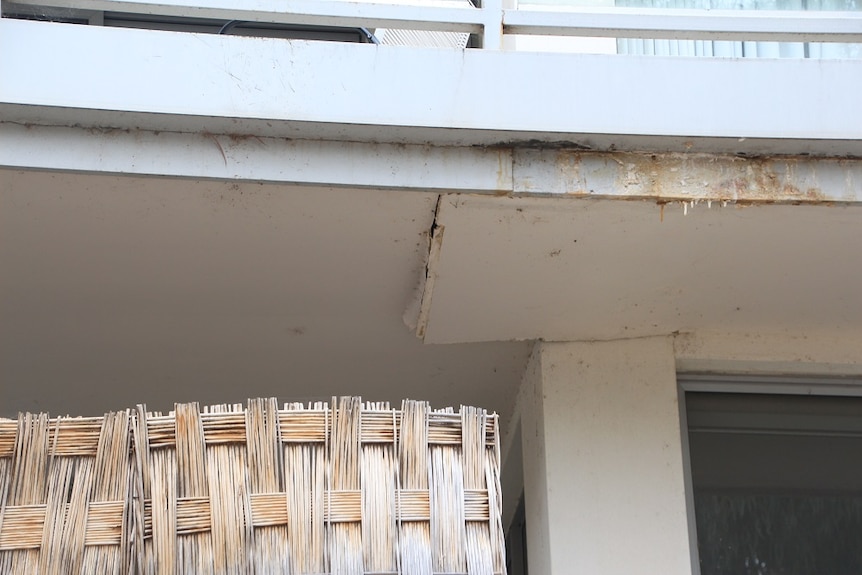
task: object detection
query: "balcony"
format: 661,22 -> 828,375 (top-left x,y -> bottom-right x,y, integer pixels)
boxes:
1,0 -> 861,432
1,0 -> 861,155
2,4 -> 862,574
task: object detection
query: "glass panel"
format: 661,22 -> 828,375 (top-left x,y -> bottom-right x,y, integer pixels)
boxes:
521,0 -> 860,11
687,393 -> 862,575
520,0 -> 861,58
612,0 -> 861,58
695,492 -> 862,575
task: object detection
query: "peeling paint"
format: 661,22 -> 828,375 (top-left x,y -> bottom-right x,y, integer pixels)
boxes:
513,150 -> 862,205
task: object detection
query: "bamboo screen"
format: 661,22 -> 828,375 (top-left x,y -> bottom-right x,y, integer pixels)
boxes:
0,397 -> 507,575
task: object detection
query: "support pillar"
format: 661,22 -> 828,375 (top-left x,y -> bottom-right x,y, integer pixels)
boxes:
520,337 -> 694,574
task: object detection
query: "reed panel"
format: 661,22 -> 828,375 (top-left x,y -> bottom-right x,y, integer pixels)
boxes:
0,397 -> 506,574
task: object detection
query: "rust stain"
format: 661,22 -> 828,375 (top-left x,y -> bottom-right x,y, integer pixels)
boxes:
548,151 -> 842,205
556,150 -> 584,195
806,187 -> 825,201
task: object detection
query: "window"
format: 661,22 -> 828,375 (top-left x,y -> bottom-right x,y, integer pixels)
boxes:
684,380 -> 862,575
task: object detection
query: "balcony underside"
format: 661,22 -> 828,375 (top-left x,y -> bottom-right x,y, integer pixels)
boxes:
2,163 -> 861,418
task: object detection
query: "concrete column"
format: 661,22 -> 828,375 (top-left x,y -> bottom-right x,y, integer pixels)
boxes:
520,337 -> 694,575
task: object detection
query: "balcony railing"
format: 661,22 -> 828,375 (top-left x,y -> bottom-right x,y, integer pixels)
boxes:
2,0 -> 862,53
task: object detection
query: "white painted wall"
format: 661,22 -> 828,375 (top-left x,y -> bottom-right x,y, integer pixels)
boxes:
520,337 -> 694,575
519,348 -> 553,574
675,331 -> 862,377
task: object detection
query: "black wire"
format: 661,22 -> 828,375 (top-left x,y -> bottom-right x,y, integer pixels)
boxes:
218,20 -> 245,34
218,19 -> 379,44
359,27 -> 380,44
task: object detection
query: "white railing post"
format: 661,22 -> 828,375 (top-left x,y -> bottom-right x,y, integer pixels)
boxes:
479,0 -> 504,50
502,0 -> 518,50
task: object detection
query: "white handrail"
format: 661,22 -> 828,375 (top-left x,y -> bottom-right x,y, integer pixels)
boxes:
505,6 -> 862,43
5,0 -> 485,33
3,0 -> 862,45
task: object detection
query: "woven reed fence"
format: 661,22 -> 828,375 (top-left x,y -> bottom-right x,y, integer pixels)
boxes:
0,397 -> 506,575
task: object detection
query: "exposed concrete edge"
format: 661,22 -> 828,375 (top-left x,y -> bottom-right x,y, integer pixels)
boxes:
0,122 -> 512,194
4,103 -> 862,158
403,195 -> 440,336
5,122 -> 862,207
415,211 -> 445,341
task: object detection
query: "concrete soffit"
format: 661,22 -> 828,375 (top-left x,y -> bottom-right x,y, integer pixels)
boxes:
4,122 -> 862,347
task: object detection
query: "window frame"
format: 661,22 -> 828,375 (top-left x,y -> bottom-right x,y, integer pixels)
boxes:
677,373 -> 862,575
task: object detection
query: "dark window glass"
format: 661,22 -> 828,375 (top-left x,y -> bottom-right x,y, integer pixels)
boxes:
687,392 -> 862,575
506,494 -> 528,575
